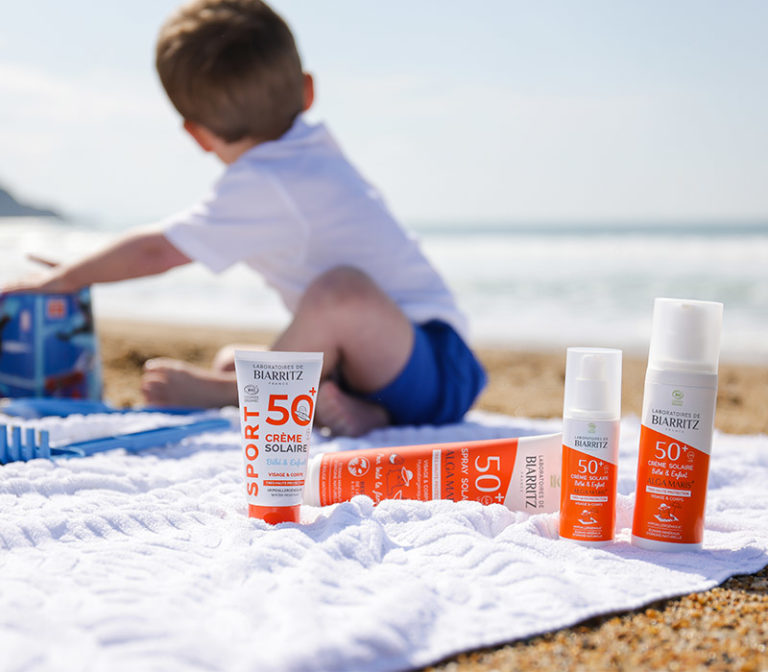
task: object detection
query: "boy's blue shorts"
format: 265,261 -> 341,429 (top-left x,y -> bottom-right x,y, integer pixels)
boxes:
360,320 -> 487,426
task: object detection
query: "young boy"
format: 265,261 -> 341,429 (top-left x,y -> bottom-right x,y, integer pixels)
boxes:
5,0 -> 486,436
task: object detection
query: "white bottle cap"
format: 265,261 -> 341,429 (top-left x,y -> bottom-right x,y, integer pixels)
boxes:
563,347 -> 622,420
647,297 -> 723,374
303,455 -> 321,506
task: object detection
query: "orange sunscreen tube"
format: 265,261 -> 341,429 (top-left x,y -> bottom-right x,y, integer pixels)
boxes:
303,433 -> 562,514
632,298 -> 722,551
559,347 -> 622,546
234,350 -> 323,524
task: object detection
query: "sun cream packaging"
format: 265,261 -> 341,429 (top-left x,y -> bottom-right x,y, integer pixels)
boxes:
234,350 -> 323,524
559,347 -> 622,546
303,433 -> 562,514
0,288 -> 102,400
632,298 -> 723,551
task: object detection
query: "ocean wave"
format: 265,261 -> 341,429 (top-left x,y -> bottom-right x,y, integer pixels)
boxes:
2,219 -> 766,361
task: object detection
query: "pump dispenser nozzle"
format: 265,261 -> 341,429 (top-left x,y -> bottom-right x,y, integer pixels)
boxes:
574,354 -> 609,412
647,298 -> 723,374
563,348 -> 622,420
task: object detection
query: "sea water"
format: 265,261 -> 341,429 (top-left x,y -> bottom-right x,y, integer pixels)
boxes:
1,218 -> 766,362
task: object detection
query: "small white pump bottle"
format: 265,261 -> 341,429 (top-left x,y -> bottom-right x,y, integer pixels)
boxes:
631,297 -> 723,551
559,347 -> 622,546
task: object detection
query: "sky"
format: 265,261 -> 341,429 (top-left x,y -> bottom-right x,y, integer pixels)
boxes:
1,0 -> 767,226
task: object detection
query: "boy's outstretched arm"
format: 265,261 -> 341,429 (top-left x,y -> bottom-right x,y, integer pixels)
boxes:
3,231 -> 192,294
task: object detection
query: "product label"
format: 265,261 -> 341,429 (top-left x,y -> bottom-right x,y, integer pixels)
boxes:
318,438 -> 519,508
559,419 -> 619,542
238,359 -> 319,507
315,435 -> 562,513
632,381 -> 716,545
505,437 -> 561,513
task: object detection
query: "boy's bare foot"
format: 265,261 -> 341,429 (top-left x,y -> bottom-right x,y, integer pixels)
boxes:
141,358 -> 238,408
315,380 -> 389,437
142,359 -> 389,435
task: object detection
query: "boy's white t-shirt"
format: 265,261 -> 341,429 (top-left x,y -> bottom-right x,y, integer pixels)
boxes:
162,117 -> 468,338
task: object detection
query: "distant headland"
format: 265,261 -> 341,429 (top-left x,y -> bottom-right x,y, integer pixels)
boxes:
0,185 -> 61,218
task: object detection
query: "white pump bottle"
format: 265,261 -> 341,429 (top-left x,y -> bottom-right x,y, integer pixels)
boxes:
631,298 -> 723,551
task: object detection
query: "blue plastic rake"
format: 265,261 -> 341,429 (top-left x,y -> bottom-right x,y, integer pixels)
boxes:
0,418 -> 231,465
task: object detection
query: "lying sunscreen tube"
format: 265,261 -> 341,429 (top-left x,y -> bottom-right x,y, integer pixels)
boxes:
234,349 -> 323,524
303,433 -> 562,513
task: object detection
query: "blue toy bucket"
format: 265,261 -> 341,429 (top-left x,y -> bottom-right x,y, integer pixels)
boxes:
0,288 -> 102,400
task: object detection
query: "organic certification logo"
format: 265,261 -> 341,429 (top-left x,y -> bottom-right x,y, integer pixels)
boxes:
243,384 -> 259,402
672,389 -> 684,407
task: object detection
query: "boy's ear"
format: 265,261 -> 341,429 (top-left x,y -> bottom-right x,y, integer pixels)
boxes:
302,73 -> 315,111
183,120 -> 215,152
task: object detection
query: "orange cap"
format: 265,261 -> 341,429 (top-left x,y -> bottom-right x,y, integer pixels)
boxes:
248,504 -> 300,525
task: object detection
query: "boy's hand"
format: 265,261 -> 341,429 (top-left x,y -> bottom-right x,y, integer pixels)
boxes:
1,253 -> 75,294
1,268 -> 71,295
2,231 -> 191,297
0,254 -> 67,295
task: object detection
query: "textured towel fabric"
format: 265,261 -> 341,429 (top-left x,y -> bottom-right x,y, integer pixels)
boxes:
1,409 -> 767,672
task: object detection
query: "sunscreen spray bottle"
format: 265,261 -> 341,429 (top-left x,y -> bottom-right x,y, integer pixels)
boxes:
559,347 -> 622,546
631,298 -> 723,551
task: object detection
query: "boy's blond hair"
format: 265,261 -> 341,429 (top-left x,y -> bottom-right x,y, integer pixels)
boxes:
156,0 -> 304,143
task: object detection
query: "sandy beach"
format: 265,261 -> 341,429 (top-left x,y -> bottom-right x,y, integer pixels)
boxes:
98,318 -> 768,671
98,318 -> 768,436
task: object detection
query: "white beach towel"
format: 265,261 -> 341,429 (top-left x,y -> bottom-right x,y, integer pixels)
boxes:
1,409 -> 767,672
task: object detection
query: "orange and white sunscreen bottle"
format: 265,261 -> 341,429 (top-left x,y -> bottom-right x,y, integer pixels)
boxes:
234,350 -> 323,525
559,347 -> 622,546
631,298 -> 723,551
303,433 -> 563,514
